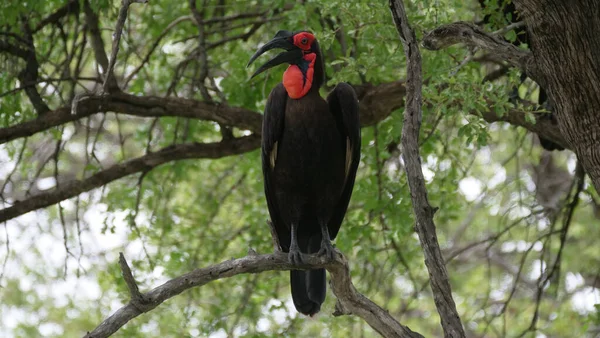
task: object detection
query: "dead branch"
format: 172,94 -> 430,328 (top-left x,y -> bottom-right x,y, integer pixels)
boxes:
84,250 -> 423,338
390,1 -> 466,337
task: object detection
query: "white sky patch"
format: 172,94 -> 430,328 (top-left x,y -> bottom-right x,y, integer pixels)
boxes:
566,272 -> 586,293
39,322 -> 64,337
567,157 -> 577,172
36,177 -> 56,190
537,217 -> 550,231
0,147 -> 16,178
529,259 -> 547,280
522,172 -> 536,193
439,159 -> 451,171
208,328 -> 227,338
161,42 -> 185,55
571,287 -> 600,314
487,166 -> 506,189
426,155 -> 437,167
141,321 -> 159,333
233,325 -> 247,337
214,77 -> 223,91
61,124 -> 75,141
394,275 -> 415,294
459,177 -> 482,201
508,205 -> 531,219
421,165 -> 435,183
256,318 -> 270,332
478,147 -> 491,164
501,240 -> 542,253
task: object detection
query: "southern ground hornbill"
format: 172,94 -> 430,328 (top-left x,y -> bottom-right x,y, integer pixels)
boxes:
248,30 -> 361,316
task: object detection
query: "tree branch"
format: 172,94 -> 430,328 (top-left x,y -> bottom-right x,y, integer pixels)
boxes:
83,0 -> 120,91
0,135 -> 260,223
0,92 -> 264,145
84,250 -> 423,338
0,21 -> 51,115
422,21 -> 535,80
32,0 -> 80,33
390,1 -> 466,337
102,0 -> 148,93
0,81 -> 568,150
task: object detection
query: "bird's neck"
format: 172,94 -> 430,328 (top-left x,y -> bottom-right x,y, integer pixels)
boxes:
283,53 -> 319,99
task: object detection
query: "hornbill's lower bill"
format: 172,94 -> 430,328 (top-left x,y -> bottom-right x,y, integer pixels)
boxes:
248,30 -> 361,316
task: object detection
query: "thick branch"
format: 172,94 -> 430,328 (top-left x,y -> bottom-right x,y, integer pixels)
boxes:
0,135 -> 260,223
0,82 -> 399,146
390,1 -> 466,337
0,79 -> 568,153
0,92 -> 264,145
84,250 -> 422,338
422,21 -> 535,81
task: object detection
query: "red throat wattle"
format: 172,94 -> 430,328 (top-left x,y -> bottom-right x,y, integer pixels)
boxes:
282,53 -> 316,99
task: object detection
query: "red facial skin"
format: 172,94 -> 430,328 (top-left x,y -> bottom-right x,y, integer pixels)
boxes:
292,32 -> 315,50
282,32 -> 316,99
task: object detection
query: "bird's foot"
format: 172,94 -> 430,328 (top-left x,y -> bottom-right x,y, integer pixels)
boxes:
288,245 -> 303,264
317,240 -> 336,261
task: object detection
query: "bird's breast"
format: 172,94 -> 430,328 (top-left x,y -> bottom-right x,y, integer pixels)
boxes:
272,96 -> 345,192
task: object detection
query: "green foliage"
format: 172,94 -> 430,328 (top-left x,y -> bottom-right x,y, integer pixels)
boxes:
0,0 -> 598,337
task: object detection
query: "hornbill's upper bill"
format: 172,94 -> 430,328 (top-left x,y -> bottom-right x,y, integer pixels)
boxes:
248,31 -> 361,316
247,30 -> 304,79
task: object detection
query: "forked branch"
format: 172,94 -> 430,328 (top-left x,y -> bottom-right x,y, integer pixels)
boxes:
85,250 -> 423,338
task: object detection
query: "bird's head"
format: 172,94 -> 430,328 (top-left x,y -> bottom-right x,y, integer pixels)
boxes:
247,30 -> 321,79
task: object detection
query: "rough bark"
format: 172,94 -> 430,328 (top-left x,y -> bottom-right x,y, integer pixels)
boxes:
514,0 -> 600,191
390,1 -> 466,337
85,251 -> 423,338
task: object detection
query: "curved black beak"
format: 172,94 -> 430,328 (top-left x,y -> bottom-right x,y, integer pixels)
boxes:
247,30 -> 302,79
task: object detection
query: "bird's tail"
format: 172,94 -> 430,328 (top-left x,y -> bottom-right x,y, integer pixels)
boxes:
290,232 -> 326,316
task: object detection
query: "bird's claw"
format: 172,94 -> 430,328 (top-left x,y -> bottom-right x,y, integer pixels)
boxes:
288,246 -> 303,264
318,241 -> 336,261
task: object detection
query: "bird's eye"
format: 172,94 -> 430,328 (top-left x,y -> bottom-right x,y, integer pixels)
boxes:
301,37 -> 308,45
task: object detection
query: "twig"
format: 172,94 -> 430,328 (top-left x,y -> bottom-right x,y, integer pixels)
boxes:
118,253 -> 145,304
389,1 -> 466,337
492,21 -> 526,36
518,161 -> 586,336
85,250 -> 423,338
103,0 -> 148,93
123,15 -> 193,87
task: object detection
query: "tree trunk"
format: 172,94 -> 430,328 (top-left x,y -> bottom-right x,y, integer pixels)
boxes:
515,0 -> 600,191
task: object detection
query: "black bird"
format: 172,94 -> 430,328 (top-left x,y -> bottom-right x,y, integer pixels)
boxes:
248,30 -> 361,316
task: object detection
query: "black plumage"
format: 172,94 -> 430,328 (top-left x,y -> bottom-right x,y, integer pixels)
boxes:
249,31 -> 360,315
